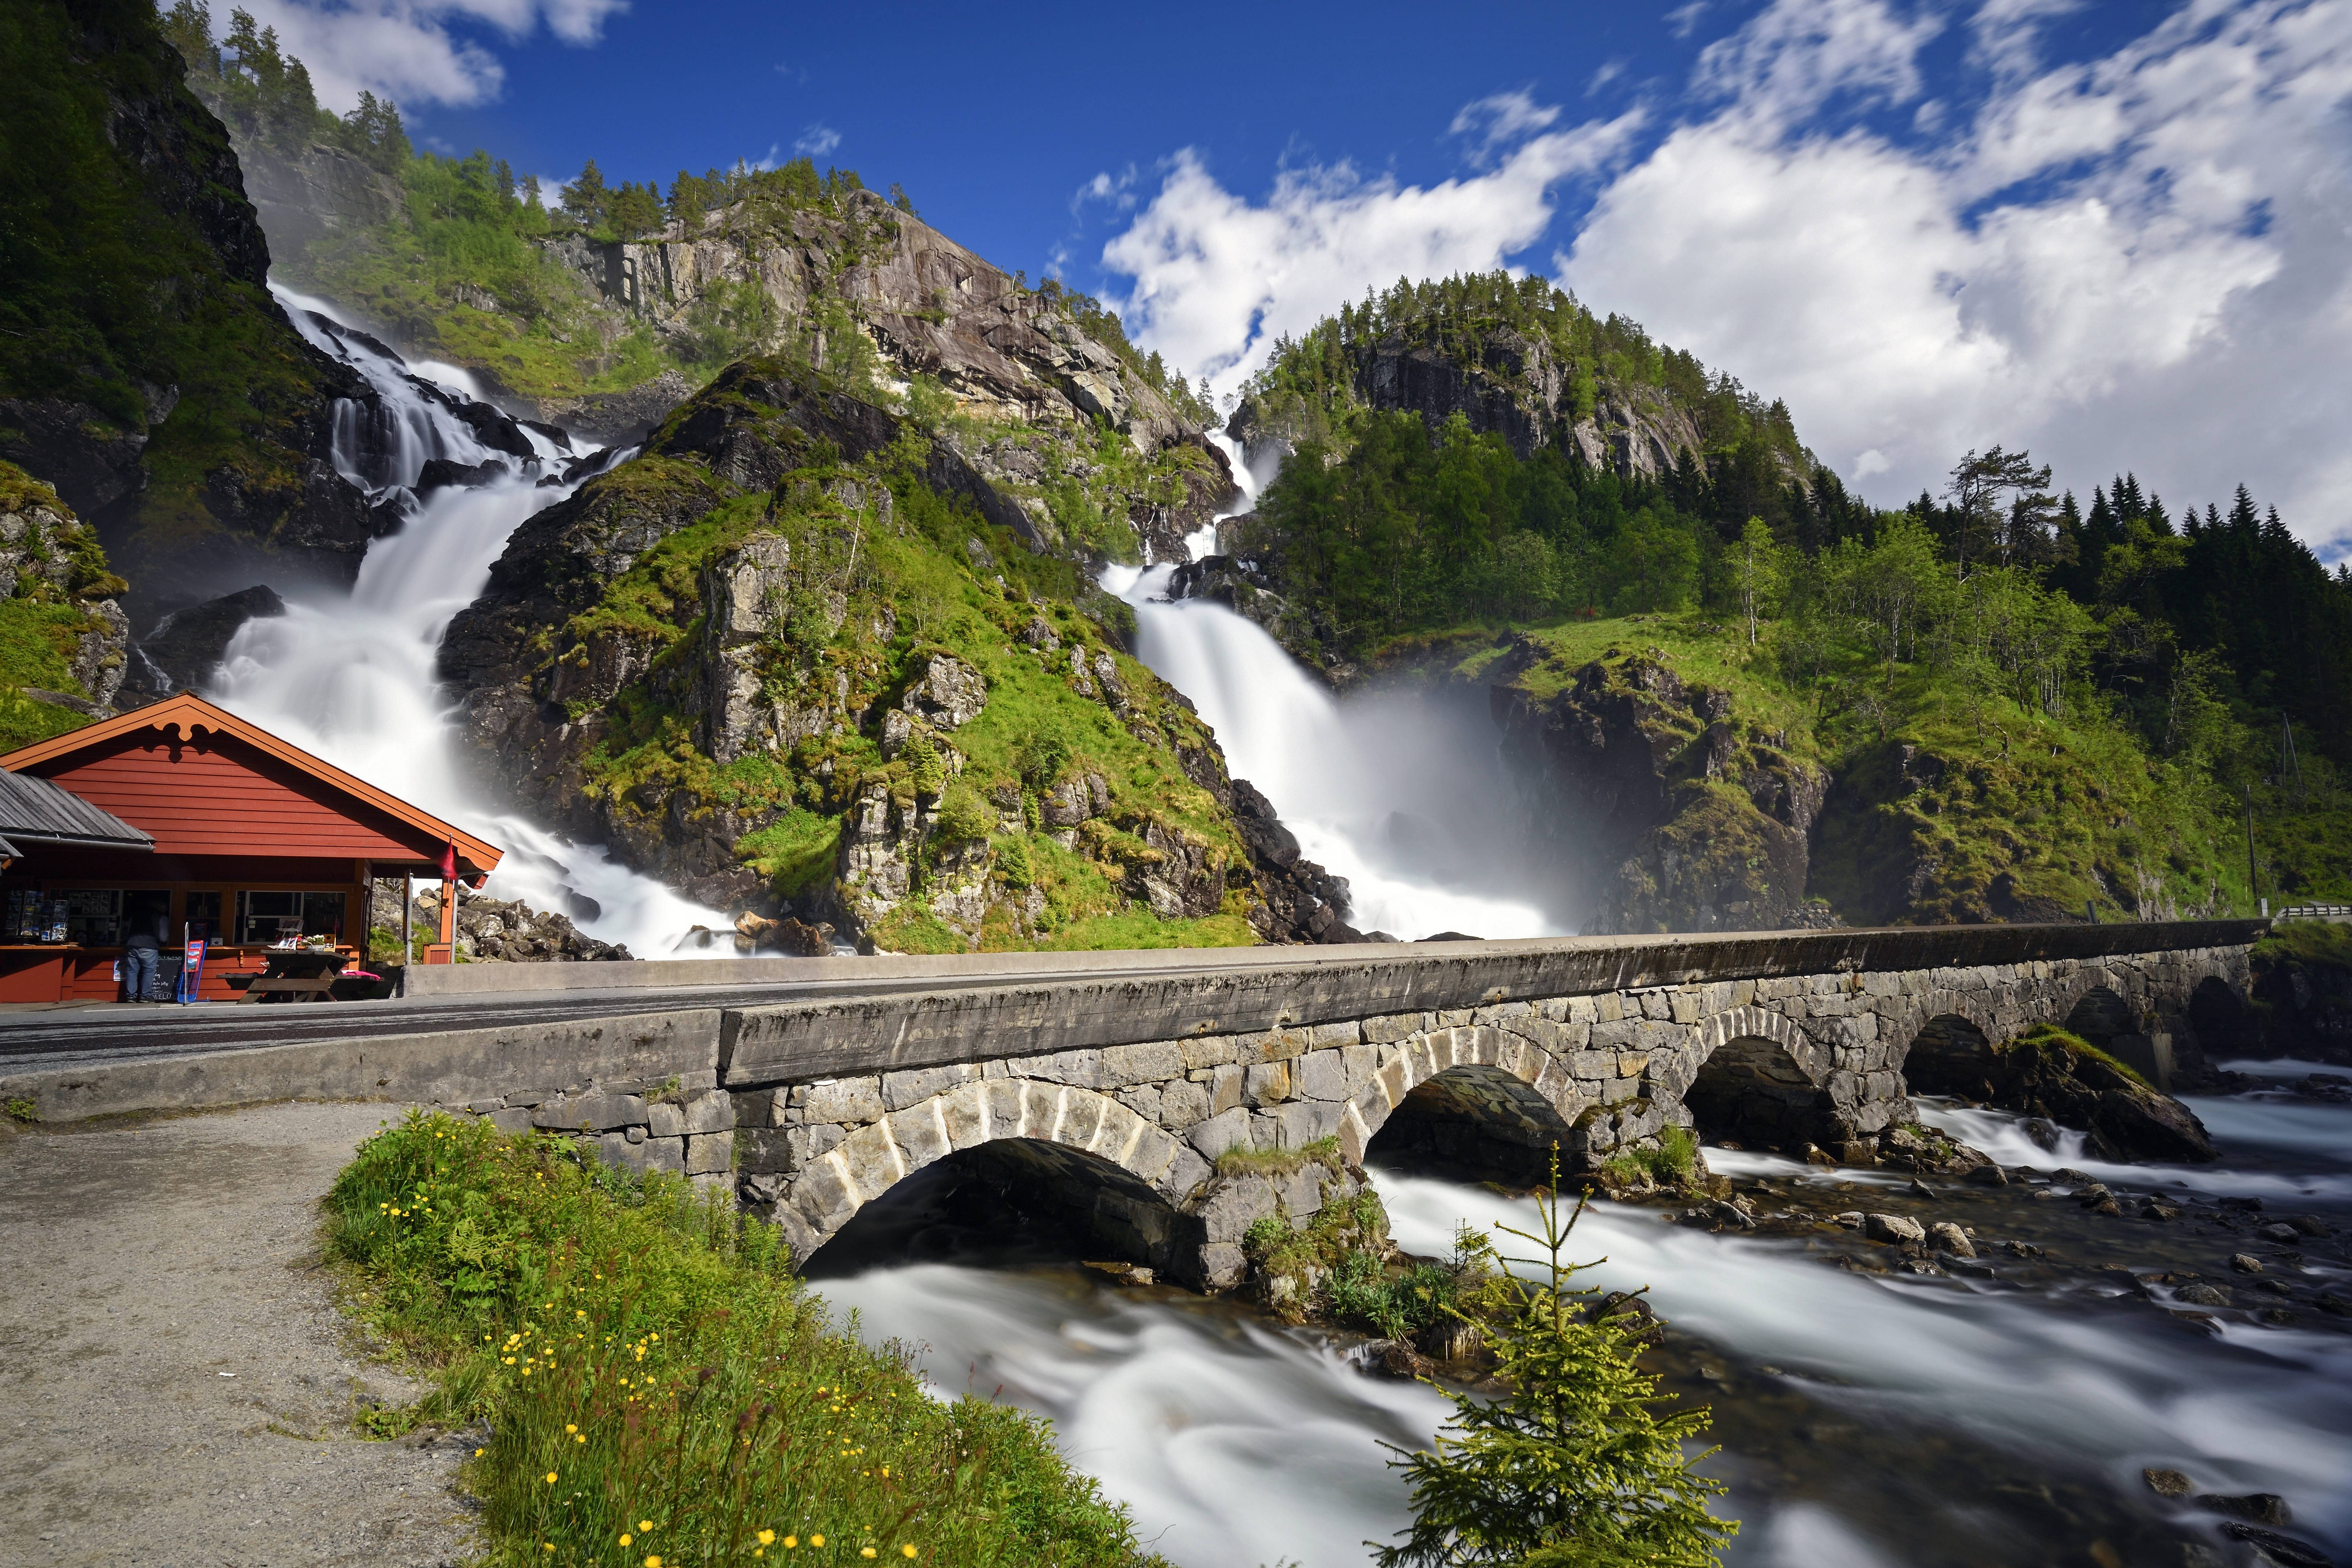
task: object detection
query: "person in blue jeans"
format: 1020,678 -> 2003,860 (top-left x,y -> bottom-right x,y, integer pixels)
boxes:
122,912 -> 164,1002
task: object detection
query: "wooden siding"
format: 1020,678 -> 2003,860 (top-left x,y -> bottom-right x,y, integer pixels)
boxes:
30,732 -> 442,861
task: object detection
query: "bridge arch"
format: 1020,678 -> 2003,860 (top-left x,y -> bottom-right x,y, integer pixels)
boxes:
1364,1062 -> 1575,1184
1902,1013 -> 1999,1097
774,1078 -> 1197,1268
1686,1034 -> 1839,1151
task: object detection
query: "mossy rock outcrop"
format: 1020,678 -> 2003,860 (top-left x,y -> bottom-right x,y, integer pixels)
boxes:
438,361 -> 1338,951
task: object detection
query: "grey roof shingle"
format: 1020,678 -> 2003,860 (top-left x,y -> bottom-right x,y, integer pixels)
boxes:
0,769 -> 153,851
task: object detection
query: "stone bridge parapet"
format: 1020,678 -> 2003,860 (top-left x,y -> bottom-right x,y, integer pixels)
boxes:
715,922 -> 2259,1288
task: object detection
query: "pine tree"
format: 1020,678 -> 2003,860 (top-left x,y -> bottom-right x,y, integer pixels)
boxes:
1373,1158 -> 1736,1568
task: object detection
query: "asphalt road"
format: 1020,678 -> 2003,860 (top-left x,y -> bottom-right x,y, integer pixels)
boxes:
0,960 -> 1225,1073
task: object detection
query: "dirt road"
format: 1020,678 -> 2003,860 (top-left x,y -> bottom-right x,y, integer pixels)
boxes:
0,1101 -> 477,1566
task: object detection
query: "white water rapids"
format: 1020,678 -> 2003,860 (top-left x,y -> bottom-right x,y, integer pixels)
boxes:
200,287 -> 729,954
821,1086 -> 2352,1567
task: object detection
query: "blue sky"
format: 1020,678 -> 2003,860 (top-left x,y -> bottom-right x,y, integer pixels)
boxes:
231,0 -> 2352,547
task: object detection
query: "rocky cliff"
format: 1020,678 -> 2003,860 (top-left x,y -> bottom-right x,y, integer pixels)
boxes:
0,1 -> 390,629
0,462 -> 132,748
537,197 -> 1237,563
1476,635 -> 1833,933
437,360 -> 1347,950
1229,325 -> 1708,489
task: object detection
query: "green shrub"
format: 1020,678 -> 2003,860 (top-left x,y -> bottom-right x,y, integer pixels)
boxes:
326,1112 -> 1152,1566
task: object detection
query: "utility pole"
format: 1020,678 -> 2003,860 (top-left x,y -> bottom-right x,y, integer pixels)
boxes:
2282,715 -> 2305,804
2244,782 -> 2261,917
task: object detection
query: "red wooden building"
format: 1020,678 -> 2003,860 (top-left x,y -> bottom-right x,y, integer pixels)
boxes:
0,694 -> 501,1002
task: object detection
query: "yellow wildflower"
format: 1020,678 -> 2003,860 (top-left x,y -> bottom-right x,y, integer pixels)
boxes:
758,1532 -> 776,1546
861,1549 -> 877,1559
639,1520 -> 653,1533
619,1535 -> 631,1547
901,1548 -> 918,1559
544,1472 -> 557,1484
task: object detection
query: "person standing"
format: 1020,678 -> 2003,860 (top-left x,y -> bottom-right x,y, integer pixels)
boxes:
122,909 -> 163,1003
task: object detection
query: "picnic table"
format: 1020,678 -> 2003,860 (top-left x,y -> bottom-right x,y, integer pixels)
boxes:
232,948 -> 350,1003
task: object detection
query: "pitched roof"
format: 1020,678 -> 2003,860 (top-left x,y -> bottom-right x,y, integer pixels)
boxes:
0,693 -> 501,877
0,768 -> 152,853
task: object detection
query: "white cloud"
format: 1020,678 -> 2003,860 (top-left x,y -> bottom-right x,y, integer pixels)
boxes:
1565,0 -> 2352,539
1450,89 -> 1561,161
1666,2 -> 1710,41
200,0 -> 625,110
793,123 -> 842,158
1098,0 -> 2352,548
1102,113 -> 1643,401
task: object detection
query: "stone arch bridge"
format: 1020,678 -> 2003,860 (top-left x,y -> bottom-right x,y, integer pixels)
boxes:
709,922 -> 2257,1289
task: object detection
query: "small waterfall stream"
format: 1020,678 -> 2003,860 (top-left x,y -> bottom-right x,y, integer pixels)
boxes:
201,287 -> 729,955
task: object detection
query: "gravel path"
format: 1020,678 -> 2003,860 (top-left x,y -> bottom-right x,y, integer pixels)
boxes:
0,1101 -> 479,1567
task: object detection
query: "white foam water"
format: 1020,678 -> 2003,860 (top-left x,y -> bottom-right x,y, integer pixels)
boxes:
818,1156 -> 2352,1566
200,286 -> 731,956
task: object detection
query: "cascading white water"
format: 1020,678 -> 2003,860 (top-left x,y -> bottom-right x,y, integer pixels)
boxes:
200,287 -> 730,956
821,1084 -> 2352,1566
1104,434 -> 1564,940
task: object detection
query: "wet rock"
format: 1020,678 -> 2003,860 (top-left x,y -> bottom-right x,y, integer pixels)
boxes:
1928,1222 -> 1975,1258
2203,1494 -> 2293,1526
2143,1467 -> 2194,1498
2218,1523 -> 2333,1568
2258,1222 -> 2302,1245
1964,1162 -> 2010,1186
2286,1214 -> 2332,1238
1081,1260 -> 1154,1287
128,583 -> 285,695
1864,1213 -> 1925,1246
1907,1178 -> 1936,1198
2322,1292 -> 2352,1317
1367,1339 -> 1437,1380
2220,1195 -> 2265,1212
2002,1240 -> 2045,1258
2231,1253 -> 2266,1274
2174,1283 -> 2233,1307
1679,1199 -> 1758,1233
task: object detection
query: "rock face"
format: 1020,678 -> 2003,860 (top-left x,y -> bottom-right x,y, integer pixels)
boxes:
437,358 -> 1323,948
1227,324 -> 1711,488
0,463 -> 132,712
526,201 -> 1238,563
2248,933 -> 2352,1065
119,583 -> 284,696
0,6 -> 387,627
1485,638 -> 1832,933
1906,1024 -> 2217,1163
383,883 -> 632,963
232,140 -> 401,257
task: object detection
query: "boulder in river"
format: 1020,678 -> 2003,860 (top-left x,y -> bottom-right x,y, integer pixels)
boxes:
1907,1023 -> 2216,1163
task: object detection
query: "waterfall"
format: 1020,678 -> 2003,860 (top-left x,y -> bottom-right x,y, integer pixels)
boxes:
200,286 -> 730,957
1106,434 -> 1565,941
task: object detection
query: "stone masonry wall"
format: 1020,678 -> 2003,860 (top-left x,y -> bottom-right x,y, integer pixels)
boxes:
730,943 -> 2249,1290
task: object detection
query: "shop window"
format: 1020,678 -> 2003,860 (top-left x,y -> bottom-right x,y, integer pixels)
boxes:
302,891 -> 345,942
238,890 -> 303,945
62,889 -> 122,946
235,891 -> 348,946
182,890 -> 224,942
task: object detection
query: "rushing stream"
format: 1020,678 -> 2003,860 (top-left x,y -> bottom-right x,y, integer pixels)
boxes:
819,1082 -> 2352,1567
